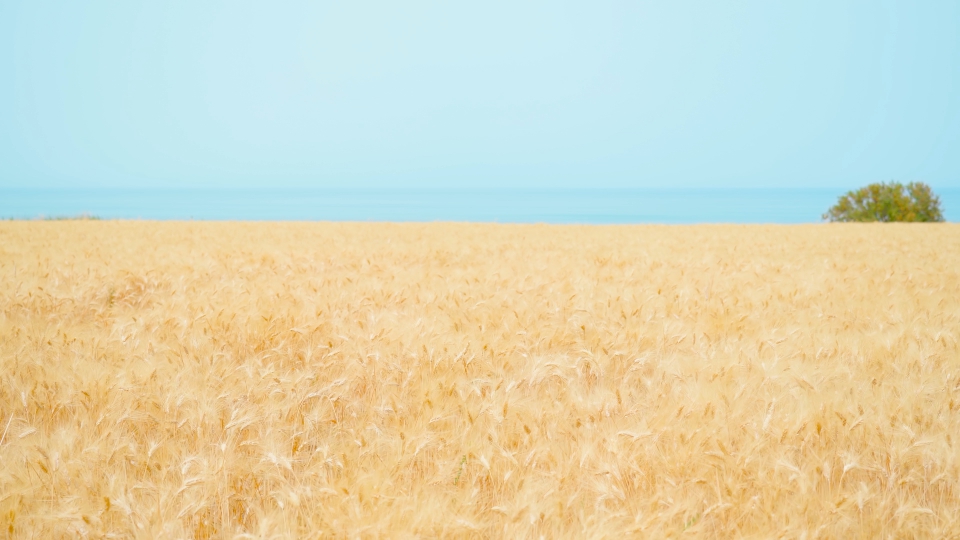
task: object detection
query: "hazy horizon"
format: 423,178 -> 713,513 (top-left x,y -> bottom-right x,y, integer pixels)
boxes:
3,186 -> 959,223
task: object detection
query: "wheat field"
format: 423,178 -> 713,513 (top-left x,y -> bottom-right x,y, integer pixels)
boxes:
1,222 -> 959,539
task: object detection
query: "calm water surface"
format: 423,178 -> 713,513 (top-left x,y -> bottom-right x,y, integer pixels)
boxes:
2,189 -> 958,223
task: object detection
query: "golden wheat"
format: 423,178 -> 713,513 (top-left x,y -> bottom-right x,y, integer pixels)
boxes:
1,222 -> 959,538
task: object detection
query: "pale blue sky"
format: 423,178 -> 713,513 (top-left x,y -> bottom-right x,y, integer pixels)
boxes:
1,1 -> 958,190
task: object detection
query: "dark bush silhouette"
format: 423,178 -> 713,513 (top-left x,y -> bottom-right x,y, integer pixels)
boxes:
823,182 -> 945,222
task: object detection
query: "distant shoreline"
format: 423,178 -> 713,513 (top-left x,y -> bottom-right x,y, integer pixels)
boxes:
8,187 -> 955,223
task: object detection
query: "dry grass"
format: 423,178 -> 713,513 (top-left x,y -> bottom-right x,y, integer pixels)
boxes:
1,221 -> 959,539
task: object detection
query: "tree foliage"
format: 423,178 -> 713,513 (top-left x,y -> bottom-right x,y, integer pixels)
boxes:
823,182 -> 945,222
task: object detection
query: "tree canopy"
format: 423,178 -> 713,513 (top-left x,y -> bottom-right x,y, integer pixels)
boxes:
823,182 -> 945,222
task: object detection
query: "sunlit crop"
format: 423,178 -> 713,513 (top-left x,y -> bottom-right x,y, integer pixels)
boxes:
1,222 -> 959,538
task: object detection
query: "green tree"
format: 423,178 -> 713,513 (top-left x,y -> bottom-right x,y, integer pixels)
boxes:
823,182 -> 945,222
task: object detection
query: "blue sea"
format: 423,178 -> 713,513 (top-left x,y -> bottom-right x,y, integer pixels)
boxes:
2,188 -> 958,223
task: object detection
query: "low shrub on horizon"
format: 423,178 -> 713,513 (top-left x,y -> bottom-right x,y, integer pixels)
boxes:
823,181 -> 945,222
